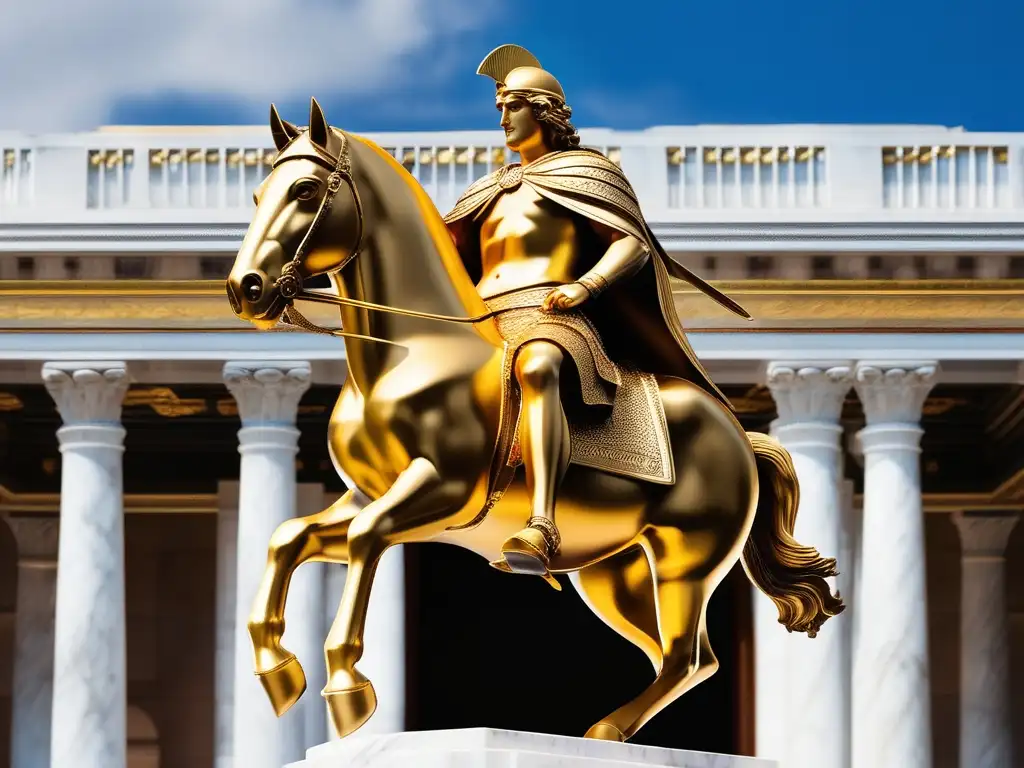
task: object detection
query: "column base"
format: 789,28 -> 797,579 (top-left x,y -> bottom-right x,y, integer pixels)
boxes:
285,729 -> 776,767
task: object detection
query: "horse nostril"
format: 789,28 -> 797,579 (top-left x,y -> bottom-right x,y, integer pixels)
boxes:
241,273 -> 264,303
226,282 -> 241,314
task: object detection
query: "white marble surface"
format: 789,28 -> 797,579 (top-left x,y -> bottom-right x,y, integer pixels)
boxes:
851,362 -> 936,768
952,511 -> 1019,768
766,363 -> 852,768
43,363 -> 130,768
286,729 -> 776,768
225,362 -> 311,768
6,515 -> 60,768
215,481 -> 240,768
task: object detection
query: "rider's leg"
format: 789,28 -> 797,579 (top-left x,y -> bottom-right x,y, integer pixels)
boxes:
499,339 -> 571,579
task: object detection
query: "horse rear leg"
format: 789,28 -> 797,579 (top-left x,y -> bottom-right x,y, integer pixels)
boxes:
572,542 -> 663,675
249,489 -> 362,717
584,527 -> 722,743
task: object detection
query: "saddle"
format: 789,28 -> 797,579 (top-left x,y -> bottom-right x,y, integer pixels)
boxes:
462,286 -> 675,526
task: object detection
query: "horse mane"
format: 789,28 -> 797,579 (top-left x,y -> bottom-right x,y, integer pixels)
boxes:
343,132 -> 490,318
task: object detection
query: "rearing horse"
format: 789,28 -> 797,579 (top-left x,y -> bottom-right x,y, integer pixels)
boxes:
225,99 -> 844,744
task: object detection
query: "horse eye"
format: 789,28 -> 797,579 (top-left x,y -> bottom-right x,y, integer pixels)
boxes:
294,182 -> 318,201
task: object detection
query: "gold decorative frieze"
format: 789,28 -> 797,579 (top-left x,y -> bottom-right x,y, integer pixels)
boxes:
0,392 -> 23,411
727,385 -> 776,415
0,483 -> 218,514
215,398 -> 327,418
124,387 -> 207,418
0,279 -> 1022,333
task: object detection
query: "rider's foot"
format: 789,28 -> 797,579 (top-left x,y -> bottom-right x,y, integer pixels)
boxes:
489,518 -> 562,591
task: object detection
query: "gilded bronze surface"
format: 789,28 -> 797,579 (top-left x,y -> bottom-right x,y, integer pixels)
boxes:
225,50 -> 843,743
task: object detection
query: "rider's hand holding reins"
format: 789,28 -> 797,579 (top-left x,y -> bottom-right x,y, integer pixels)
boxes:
542,282 -> 591,312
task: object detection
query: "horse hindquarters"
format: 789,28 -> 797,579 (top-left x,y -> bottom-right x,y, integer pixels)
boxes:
573,378 -> 759,742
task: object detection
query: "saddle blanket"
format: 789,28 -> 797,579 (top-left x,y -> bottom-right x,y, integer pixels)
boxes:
486,285 -> 675,486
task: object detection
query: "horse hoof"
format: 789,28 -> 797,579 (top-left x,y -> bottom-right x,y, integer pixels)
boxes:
256,655 -> 307,717
585,722 -> 625,742
323,676 -> 378,739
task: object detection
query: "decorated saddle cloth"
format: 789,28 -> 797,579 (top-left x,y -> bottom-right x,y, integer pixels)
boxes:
485,286 -> 675,489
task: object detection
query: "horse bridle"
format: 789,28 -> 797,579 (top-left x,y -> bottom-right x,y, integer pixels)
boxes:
273,131 -> 364,303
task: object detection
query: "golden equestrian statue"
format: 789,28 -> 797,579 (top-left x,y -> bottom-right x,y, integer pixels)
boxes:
225,43 -> 844,744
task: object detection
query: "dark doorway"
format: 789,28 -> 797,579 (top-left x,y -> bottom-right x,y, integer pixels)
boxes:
404,543 -> 751,755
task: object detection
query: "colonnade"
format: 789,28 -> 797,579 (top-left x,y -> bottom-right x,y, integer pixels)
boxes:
1,359 -> 1017,768
757,361 -> 1018,768
5,361 -> 406,768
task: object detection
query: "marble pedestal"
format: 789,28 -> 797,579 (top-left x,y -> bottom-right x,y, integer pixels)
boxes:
286,729 -> 776,768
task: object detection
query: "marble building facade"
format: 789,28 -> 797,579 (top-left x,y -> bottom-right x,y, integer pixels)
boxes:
0,123 -> 1023,768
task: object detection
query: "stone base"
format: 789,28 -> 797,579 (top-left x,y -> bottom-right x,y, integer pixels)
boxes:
286,728 -> 776,767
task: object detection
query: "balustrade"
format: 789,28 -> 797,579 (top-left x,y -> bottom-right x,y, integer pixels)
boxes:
0,126 -> 1021,221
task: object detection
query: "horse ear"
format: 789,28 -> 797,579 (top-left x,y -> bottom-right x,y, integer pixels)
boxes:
308,97 -> 330,150
269,104 -> 300,151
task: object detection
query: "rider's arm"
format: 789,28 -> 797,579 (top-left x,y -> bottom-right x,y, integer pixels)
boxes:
576,221 -> 650,298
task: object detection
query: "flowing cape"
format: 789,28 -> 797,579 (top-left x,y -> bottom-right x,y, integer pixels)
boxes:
443,148 -> 751,410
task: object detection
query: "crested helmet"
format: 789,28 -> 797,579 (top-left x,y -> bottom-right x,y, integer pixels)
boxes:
476,44 -> 566,103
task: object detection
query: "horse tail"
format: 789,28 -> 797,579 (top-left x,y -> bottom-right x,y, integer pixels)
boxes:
739,431 -> 845,638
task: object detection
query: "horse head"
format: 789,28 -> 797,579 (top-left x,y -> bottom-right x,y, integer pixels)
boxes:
226,98 -> 363,329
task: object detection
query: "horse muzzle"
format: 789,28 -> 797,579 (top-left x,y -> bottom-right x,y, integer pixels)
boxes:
226,269 -> 286,326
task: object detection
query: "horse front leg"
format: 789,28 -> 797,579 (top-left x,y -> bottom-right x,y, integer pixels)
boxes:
249,488 -> 363,717
321,458 -> 457,739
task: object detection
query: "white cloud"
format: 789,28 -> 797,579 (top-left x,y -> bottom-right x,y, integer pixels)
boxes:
0,0 -> 497,131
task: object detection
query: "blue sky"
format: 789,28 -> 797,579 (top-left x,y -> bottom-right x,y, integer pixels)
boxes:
4,0 -> 1022,132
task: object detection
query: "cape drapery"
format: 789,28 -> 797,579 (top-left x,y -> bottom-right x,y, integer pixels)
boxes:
442,148 -> 751,410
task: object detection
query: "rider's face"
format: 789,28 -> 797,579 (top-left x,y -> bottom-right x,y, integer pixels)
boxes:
498,95 -> 543,153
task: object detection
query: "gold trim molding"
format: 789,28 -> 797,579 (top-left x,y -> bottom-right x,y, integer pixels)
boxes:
0,484 -> 217,514
674,279 -> 1024,331
1,280 -> 1023,333
2,484 -> 1015,516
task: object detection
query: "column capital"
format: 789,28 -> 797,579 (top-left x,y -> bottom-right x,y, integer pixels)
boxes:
952,511 -> 1019,559
4,515 -> 59,563
223,362 -> 311,426
766,362 -> 854,424
854,361 -> 938,424
42,363 -> 129,425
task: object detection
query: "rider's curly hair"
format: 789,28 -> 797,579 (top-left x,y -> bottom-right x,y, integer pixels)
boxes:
521,93 -> 581,151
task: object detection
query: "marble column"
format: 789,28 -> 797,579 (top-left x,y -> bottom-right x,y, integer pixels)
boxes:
765,363 -> 852,768
291,482 -> 328,750
224,362 -> 311,768
839,479 -> 858,685
6,515 -> 59,768
41,362 -> 130,768
851,362 -> 937,768
214,481 -> 239,768
951,511 -> 1019,768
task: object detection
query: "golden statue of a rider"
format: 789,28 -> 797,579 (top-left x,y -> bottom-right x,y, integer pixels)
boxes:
444,44 -> 751,584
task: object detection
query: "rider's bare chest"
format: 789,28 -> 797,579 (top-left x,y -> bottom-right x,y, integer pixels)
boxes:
477,186 -> 588,293
481,186 -> 586,259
